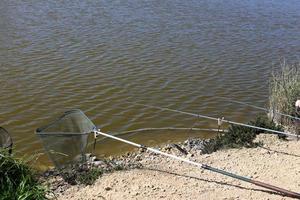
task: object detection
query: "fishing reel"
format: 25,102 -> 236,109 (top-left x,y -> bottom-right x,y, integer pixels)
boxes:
92,128 -> 101,151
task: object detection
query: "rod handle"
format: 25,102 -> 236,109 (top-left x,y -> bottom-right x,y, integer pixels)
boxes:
251,180 -> 300,199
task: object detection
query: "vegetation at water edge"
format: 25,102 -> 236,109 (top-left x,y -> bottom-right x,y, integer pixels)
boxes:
269,62 -> 300,133
201,116 -> 283,154
0,152 -> 48,200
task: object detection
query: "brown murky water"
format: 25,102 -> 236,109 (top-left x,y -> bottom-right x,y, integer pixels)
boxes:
0,0 -> 299,168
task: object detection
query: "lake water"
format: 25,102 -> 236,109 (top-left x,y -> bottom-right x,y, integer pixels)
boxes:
0,0 -> 299,168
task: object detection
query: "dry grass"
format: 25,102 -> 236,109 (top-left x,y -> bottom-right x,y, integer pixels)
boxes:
269,62 -> 300,133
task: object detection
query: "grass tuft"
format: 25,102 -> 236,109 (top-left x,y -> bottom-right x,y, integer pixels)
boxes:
0,151 -> 48,200
59,158 -> 132,186
60,164 -> 104,186
202,116 -> 283,154
76,168 -> 103,185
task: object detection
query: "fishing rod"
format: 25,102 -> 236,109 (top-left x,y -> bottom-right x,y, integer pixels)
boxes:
93,129 -> 300,199
36,110 -> 300,198
219,96 -> 300,121
128,101 -> 299,138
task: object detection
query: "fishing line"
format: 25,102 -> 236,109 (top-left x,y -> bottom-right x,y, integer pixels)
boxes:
89,127 -> 227,145
126,101 -> 299,138
109,80 -> 300,122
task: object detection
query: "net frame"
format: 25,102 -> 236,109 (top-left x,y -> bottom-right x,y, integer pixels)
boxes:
36,109 -> 96,168
0,127 -> 13,154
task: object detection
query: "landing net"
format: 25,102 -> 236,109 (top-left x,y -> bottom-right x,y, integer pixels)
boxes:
36,109 -> 96,168
0,127 -> 13,153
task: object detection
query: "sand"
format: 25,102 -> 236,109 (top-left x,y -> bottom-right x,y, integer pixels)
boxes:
56,134 -> 300,200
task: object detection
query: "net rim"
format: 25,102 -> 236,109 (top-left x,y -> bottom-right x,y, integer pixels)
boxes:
36,109 -> 96,135
36,132 -> 92,136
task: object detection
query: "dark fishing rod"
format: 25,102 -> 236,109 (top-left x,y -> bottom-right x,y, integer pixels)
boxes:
93,130 -> 300,199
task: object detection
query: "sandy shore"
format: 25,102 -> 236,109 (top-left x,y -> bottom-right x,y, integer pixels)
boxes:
56,134 -> 300,200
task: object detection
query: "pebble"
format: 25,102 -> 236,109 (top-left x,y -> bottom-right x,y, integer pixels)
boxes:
105,187 -> 112,191
92,161 -> 105,167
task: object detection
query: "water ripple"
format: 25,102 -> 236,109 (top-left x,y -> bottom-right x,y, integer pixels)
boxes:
0,0 -> 299,166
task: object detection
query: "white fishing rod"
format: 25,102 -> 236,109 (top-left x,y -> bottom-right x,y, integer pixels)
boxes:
219,96 -> 300,121
128,101 -> 299,138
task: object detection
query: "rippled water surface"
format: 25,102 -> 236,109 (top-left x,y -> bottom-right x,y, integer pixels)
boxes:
0,0 -> 299,168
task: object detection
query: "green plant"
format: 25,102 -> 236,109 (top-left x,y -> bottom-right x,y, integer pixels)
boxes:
269,62 -> 300,132
76,168 -> 103,185
202,116 -> 283,154
113,164 -> 125,171
60,164 -> 104,186
0,152 -> 48,200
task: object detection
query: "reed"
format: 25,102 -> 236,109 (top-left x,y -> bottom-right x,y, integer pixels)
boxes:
269,62 -> 300,133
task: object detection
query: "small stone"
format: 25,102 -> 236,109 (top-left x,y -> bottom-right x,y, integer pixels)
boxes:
93,161 -> 105,166
105,187 -> 112,191
187,153 -> 194,158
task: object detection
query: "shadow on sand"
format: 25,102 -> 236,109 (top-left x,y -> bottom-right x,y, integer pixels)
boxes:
143,167 -> 293,199
258,145 -> 300,158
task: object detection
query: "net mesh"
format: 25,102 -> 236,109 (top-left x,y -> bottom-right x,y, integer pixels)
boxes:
0,127 -> 12,150
36,109 -> 96,168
